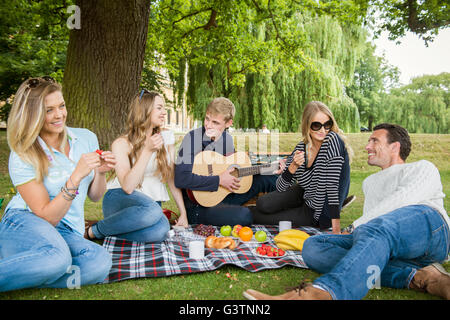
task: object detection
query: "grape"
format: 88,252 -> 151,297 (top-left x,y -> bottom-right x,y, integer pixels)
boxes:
193,224 -> 216,237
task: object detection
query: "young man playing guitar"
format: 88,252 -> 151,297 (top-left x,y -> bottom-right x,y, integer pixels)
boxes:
174,97 -> 278,226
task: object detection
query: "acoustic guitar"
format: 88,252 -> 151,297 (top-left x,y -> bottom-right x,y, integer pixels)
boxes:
187,150 -> 279,207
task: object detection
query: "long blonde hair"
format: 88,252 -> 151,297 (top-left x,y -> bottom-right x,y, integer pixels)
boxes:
124,90 -> 172,185
7,77 -> 67,182
301,101 -> 353,162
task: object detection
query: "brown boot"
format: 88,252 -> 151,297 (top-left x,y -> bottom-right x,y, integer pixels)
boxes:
243,282 -> 332,300
410,263 -> 450,300
84,220 -> 98,240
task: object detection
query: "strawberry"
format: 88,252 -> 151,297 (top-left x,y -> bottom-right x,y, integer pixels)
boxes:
96,149 -> 103,155
278,249 -> 285,256
267,251 -> 274,257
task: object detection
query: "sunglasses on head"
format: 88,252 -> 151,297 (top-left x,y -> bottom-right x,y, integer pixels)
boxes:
139,88 -> 150,100
26,76 -> 55,89
310,120 -> 333,131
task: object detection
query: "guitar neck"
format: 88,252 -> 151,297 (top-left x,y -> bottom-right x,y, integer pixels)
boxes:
237,163 -> 272,177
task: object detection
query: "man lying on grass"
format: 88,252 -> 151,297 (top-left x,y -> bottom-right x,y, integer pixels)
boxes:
244,123 -> 450,300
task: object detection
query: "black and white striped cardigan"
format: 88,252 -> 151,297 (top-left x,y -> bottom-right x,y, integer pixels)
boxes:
276,131 -> 346,221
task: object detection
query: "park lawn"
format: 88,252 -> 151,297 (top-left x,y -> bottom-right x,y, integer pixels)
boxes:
0,130 -> 449,300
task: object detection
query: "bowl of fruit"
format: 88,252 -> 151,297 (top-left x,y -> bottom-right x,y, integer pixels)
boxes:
254,244 -> 285,258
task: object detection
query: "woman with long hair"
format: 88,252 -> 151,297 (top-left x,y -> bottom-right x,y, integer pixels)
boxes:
0,77 -> 114,292
253,101 -> 353,234
85,90 -> 188,242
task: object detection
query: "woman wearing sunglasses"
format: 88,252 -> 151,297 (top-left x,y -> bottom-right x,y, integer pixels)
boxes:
0,77 -> 114,292
253,101 -> 352,234
84,90 -> 188,243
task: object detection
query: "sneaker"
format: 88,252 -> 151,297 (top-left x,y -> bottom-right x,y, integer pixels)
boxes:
342,195 -> 356,209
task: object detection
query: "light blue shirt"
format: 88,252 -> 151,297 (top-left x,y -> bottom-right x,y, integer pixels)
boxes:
6,127 -> 99,236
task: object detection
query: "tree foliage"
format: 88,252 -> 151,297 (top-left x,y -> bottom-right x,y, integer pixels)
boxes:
379,73 -> 450,133
370,0 -> 450,44
0,0 -> 70,119
0,0 -> 449,137
183,12 -> 365,132
345,41 -> 400,130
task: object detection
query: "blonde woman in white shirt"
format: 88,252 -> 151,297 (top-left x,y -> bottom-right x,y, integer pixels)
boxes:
85,90 -> 188,242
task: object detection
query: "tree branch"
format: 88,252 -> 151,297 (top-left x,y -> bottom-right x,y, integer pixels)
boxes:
172,7 -> 214,25
181,9 -> 217,38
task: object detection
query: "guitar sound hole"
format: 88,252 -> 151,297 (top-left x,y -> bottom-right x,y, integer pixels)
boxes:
228,165 -> 240,178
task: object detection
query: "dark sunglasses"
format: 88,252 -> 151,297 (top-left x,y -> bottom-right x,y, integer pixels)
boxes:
26,76 -> 55,89
310,120 -> 333,131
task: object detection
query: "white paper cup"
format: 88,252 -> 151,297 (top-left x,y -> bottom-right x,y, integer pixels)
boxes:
279,221 -> 292,232
167,230 -> 175,238
189,241 -> 205,259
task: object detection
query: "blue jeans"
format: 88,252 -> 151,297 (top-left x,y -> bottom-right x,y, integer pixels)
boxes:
0,209 -> 112,292
184,174 -> 278,226
92,188 -> 170,242
302,205 -> 450,300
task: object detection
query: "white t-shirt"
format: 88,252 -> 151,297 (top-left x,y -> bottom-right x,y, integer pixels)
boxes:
107,130 -> 175,201
353,160 -> 449,231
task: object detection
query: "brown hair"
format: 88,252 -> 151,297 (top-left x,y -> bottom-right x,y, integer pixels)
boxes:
373,123 -> 411,161
206,97 -> 235,122
124,91 -> 172,184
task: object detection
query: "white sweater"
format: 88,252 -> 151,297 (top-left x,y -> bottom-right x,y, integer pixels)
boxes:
353,160 -> 449,230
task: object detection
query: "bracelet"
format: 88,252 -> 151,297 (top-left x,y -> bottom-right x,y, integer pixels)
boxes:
66,177 -> 79,194
61,185 -> 77,201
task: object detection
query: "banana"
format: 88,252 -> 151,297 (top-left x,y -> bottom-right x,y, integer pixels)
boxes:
277,229 -> 310,240
275,236 -> 307,251
274,230 -> 311,251
275,242 -> 297,251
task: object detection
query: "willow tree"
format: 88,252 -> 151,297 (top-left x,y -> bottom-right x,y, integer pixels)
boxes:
379,73 -> 450,133
184,12 -> 365,132
145,1 -> 369,114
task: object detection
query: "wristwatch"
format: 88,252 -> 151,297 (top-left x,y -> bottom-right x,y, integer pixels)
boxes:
342,224 -> 354,234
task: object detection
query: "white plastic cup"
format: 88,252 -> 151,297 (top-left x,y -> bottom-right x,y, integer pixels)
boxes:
279,221 -> 292,232
189,241 -> 205,259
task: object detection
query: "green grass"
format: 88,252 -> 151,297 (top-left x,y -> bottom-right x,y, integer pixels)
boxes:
0,130 -> 449,300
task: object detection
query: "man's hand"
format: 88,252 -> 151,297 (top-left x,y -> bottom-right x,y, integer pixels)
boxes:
219,168 -> 240,192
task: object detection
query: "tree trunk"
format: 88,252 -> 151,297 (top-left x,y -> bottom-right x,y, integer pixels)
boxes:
63,0 -> 151,148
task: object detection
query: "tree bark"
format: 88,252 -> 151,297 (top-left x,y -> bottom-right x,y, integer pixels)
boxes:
63,0 -> 151,148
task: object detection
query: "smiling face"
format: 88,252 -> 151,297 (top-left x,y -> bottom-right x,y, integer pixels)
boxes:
309,111 -> 331,144
365,129 -> 401,169
149,95 -> 167,128
40,90 -> 67,137
204,112 -> 232,140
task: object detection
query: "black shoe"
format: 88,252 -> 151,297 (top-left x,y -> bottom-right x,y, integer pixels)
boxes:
342,195 -> 356,209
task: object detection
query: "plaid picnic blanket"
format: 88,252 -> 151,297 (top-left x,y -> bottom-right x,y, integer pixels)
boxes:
102,225 -> 324,283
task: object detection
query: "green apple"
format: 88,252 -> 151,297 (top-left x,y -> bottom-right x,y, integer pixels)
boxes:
254,230 -> 267,242
220,225 -> 232,236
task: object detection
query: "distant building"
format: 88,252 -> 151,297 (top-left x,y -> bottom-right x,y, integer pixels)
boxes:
154,61 -> 195,133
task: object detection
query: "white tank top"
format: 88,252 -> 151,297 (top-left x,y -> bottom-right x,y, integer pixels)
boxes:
107,130 -> 175,201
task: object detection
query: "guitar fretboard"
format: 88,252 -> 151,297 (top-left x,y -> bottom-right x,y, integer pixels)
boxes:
237,163 -> 272,177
